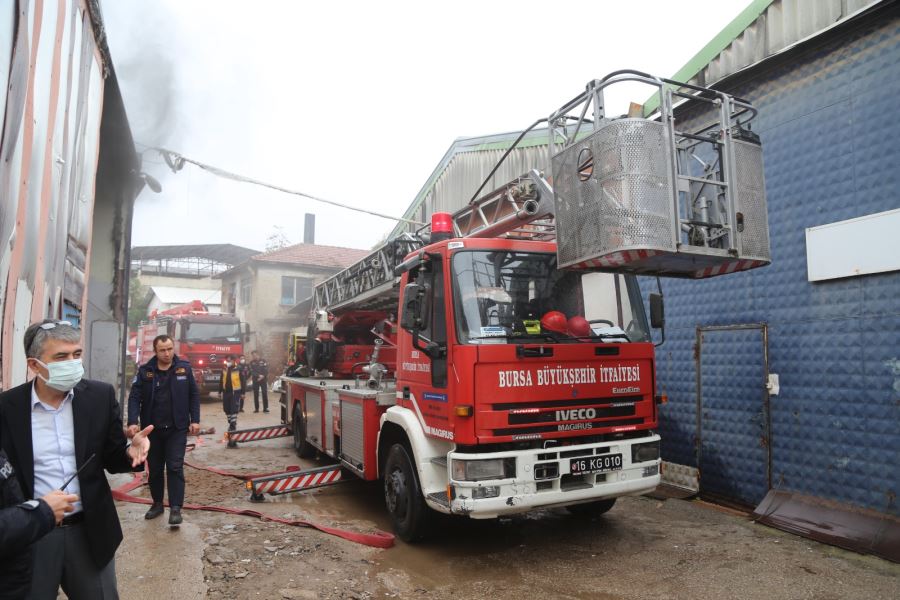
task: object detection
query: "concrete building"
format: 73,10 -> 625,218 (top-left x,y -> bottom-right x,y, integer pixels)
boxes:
218,243 -> 369,368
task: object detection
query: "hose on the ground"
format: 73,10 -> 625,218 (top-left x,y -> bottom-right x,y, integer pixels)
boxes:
111,445 -> 395,548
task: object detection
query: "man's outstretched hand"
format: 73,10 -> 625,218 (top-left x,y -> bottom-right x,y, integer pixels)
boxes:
127,425 -> 154,467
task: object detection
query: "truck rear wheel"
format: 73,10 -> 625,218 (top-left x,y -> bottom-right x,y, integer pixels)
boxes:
383,443 -> 431,542
292,407 -> 315,458
565,497 -> 616,516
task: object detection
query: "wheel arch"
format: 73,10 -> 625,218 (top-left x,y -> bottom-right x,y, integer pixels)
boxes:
377,406 -> 453,495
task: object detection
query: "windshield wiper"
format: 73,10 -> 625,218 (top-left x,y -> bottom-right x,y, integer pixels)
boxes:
468,332 -> 562,343
571,333 -> 632,342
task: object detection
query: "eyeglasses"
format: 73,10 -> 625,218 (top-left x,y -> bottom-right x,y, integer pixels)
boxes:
39,320 -> 72,330
25,320 -> 75,356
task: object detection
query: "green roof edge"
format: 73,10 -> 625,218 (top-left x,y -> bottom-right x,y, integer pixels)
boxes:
642,0 -> 775,117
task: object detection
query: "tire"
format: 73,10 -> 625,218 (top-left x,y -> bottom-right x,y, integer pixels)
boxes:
565,497 -> 617,517
383,443 -> 432,542
292,407 -> 315,458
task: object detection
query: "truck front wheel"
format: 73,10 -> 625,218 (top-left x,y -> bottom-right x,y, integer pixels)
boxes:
565,497 -> 616,516
292,407 -> 315,458
383,443 -> 431,542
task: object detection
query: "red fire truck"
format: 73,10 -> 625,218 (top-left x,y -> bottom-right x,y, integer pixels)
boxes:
278,71 -> 770,540
135,300 -> 247,395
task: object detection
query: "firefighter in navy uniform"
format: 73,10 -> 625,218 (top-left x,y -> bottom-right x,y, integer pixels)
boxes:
0,449 -> 77,598
249,350 -> 270,413
238,355 -> 251,412
127,334 -> 201,526
220,355 -> 246,448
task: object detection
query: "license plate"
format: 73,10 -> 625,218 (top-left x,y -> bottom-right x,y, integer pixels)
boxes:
570,453 -> 622,476
204,375 -> 219,382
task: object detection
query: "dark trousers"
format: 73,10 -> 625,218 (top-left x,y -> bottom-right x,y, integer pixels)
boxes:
28,523 -> 118,599
147,426 -> 187,508
222,390 -> 240,431
253,378 -> 268,410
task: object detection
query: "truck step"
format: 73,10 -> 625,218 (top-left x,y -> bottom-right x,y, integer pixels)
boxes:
427,491 -> 450,508
429,456 -> 447,468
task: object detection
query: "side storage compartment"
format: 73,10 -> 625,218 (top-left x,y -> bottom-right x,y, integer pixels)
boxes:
338,388 -> 394,481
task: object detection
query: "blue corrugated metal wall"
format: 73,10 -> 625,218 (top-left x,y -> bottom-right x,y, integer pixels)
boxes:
642,12 -> 900,516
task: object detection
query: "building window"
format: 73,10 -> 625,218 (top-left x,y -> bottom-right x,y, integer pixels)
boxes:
281,276 -> 313,305
240,278 -> 252,306
227,282 -> 237,312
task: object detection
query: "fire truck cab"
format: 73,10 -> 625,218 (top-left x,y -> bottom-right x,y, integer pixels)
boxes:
135,300 -> 247,395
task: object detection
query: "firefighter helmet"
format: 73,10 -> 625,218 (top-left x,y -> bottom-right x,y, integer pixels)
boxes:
567,315 -> 592,337
541,311 -> 568,334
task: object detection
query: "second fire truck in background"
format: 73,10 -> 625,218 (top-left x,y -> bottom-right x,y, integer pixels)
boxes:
134,300 -> 247,395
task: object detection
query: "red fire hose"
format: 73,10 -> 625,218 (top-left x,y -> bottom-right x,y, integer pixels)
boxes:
112,449 -> 395,548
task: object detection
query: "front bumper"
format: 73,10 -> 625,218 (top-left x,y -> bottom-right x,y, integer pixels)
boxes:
442,434 -> 661,518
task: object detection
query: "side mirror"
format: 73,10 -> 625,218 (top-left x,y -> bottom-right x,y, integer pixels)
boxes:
400,282 -> 431,332
649,293 -> 665,329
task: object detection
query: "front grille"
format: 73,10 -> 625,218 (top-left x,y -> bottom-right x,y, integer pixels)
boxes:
492,417 -> 644,437
494,395 -> 642,411
560,446 -> 610,459
508,404 -> 635,425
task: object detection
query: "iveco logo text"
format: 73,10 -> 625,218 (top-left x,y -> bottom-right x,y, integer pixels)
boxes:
555,408 -> 596,421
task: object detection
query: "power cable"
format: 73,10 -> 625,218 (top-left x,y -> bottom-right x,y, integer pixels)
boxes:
146,147 -> 425,226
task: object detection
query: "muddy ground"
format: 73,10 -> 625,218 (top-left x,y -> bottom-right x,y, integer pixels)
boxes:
106,399 -> 900,600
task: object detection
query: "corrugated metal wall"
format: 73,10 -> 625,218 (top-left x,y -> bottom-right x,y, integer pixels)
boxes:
688,0 -> 880,88
643,9 -> 900,516
423,146 -> 549,216
0,0 -> 106,388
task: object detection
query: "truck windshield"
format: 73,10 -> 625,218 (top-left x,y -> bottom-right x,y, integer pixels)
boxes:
451,250 -> 650,344
184,321 -> 242,343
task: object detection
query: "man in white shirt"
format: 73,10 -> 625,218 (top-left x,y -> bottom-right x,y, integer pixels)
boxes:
0,320 -> 152,600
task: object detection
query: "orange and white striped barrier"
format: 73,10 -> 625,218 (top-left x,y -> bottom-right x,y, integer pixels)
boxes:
246,465 -> 343,501
225,424 -> 291,444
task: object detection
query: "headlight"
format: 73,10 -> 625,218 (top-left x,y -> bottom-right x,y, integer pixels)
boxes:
471,486 -> 500,499
632,441 -> 660,463
451,458 -> 513,481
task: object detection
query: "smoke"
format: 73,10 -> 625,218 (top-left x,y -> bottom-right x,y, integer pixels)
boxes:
100,1 -> 181,149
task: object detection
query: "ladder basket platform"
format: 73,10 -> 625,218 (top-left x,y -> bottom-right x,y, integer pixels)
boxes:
550,72 -> 771,279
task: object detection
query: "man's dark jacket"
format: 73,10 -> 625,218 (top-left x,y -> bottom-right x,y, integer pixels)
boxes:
0,379 -> 138,569
0,449 -> 55,599
127,355 -> 200,429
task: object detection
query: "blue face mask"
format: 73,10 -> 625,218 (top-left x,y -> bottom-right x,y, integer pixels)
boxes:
35,358 -> 84,392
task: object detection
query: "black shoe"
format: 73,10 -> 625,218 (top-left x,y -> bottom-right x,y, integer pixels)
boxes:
145,503 -> 164,520
254,409 -> 259,413
239,409 -> 245,413
263,409 -> 270,413
168,507 -> 182,526
227,440 -> 238,449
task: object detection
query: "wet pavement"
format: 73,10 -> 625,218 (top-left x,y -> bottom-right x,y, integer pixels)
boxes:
110,398 -> 900,600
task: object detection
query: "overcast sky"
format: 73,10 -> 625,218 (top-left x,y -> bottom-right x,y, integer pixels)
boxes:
102,0 -> 751,254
